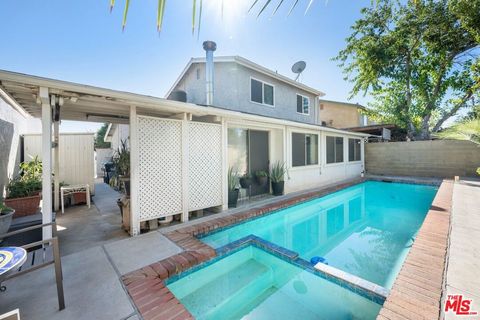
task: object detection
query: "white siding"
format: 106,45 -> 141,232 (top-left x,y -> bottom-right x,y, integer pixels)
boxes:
24,133 -> 95,194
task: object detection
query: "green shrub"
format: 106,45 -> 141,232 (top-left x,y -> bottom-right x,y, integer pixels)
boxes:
7,178 -> 42,199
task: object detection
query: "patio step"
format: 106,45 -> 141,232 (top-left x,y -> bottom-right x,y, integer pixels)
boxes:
180,258 -> 274,319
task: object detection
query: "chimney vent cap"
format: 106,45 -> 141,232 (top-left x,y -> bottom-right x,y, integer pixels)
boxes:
203,41 -> 217,52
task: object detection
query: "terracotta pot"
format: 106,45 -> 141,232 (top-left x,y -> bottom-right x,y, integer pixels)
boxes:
72,191 -> 87,205
5,194 -> 41,217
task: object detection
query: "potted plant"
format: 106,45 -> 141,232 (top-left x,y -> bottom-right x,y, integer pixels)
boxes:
239,172 -> 252,189
5,178 -> 42,217
228,167 -> 239,208
0,203 -> 15,238
270,161 -> 288,196
5,157 -> 43,217
255,170 -> 268,186
113,139 -> 130,196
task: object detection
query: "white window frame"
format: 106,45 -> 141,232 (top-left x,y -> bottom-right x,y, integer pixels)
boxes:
296,93 -> 310,115
325,135 -> 345,166
348,138 -> 362,163
291,132 -> 319,168
250,77 -> 275,107
288,128 -> 321,170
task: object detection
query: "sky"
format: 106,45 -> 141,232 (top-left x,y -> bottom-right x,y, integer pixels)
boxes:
0,0 -> 372,133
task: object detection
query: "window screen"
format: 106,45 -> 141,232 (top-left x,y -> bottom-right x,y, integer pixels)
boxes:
326,136 -> 344,164
348,138 -> 361,161
251,79 -> 263,104
292,132 -> 318,167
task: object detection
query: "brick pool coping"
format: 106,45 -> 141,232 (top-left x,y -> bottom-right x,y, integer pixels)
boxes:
121,178 -> 451,320
377,180 -> 453,320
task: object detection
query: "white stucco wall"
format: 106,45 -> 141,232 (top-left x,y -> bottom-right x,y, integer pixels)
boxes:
0,97 -> 41,197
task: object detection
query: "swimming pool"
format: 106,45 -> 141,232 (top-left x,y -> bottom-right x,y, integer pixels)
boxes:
201,181 -> 437,289
167,245 -> 382,320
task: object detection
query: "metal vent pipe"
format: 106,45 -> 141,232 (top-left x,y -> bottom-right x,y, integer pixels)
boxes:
203,41 -> 216,106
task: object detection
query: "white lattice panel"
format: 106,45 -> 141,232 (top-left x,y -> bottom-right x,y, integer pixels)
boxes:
137,116 -> 183,221
188,122 -> 223,210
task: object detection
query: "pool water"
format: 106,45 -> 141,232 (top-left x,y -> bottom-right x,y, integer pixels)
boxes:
167,246 -> 382,320
202,181 -> 437,288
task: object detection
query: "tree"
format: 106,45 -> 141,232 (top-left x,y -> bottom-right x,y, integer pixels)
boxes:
336,0 -> 480,140
95,123 -> 112,149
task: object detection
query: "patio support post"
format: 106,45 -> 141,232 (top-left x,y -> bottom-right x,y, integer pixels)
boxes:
129,105 -> 140,236
40,87 -> 53,239
221,118 -> 228,210
53,119 -> 60,212
181,113 -> 189,222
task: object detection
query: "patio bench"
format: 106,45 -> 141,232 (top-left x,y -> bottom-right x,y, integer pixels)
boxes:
0,222 -> 65,310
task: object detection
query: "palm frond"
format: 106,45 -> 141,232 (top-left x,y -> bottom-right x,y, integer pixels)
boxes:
122,0 -> 130,31
288,0 -> 300,16
305,0 -> 314,15
157,0 -> 167,32
110,0 -> 115,12
192,0 -> 197,35
435,119 -> 480,145
257,0 -> 273,18
248,0 -> 261,13
272,0 -> 286,16
197,0 -> 203,39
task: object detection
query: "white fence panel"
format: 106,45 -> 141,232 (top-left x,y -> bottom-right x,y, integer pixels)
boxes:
137,116 -> 183,221
188,122 -> 223,211
23,133 -> 95,194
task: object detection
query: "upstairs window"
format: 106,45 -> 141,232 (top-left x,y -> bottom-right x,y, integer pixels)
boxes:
348,138 -> 362,162
251,78 -> 274,106
326,136 -> 344,164
292,132 -> 318,167
296,94 -> 310,114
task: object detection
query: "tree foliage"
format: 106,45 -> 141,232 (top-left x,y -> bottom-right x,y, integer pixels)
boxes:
95,123 -> 112,149
337,0 -> 480,140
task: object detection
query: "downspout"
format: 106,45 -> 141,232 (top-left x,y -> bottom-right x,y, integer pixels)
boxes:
203,41 -> 217,106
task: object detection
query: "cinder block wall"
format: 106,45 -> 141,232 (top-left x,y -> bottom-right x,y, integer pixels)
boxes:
365,140 -> 480,177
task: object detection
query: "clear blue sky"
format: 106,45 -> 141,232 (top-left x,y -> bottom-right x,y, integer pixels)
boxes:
0,0 -> 371,132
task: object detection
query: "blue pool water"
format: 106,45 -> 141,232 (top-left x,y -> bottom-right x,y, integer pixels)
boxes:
167,246 -> 382,320
202,181 -> 437,288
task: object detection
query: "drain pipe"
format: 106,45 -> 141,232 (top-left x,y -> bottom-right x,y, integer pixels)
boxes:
203,40 -> 217,106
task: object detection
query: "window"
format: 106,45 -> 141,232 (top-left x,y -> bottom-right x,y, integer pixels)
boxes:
292,132 -> 318,167
250,78 -> 274,106
296,94 -> 310,114
326,136 -> 344,164
348,138 -> 362,162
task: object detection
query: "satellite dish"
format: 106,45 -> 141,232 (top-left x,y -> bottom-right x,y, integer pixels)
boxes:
291,61 -> 306,81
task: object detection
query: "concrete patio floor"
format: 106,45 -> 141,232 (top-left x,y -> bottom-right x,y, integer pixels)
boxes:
444,178 -> 480,319
56,181 -> 129,256
0,177 -> 479,320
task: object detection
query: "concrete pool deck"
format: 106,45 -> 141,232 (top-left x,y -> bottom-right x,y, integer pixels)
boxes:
0,177 -> 479,319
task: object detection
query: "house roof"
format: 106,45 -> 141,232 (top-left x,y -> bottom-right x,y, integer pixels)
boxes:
0,69 -> 368,138
318,99 -> 366,110
165,56 -> 326,98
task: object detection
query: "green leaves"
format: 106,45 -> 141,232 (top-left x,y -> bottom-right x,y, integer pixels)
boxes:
336,0 -> 480,139
157,0 -> 167,32
122,0 -> 130,31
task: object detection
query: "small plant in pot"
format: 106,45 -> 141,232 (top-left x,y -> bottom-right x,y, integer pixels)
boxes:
113,139 -> 130,196
269,161 -> 288,196
228,167 -> 239,208
255,170 -> 268,186
0,203 -> 15,240
239,172 -> 252,189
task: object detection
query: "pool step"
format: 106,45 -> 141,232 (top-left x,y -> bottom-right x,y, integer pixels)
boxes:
204,266 -> 276,319
180,259 -> 273,319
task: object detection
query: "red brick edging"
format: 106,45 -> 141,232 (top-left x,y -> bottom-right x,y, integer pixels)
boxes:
122,179 -> 362,320
377,180 -> 453,320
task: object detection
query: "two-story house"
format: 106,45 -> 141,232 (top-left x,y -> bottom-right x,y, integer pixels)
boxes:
166,55 -> 324,126
166,55 -> 370,130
